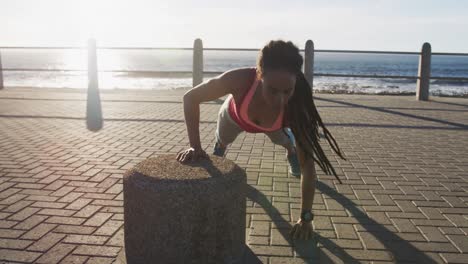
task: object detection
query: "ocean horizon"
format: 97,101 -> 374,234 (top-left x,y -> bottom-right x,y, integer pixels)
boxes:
2,49 -> 468,97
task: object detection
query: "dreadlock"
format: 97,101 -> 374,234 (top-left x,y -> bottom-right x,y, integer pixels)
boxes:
256,40 -> 347,183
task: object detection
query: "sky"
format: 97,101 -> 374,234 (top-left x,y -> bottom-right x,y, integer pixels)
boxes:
1,0 -> 467,52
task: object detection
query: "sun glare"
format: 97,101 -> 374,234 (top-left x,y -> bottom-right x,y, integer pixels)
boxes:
71,0 -> 118,41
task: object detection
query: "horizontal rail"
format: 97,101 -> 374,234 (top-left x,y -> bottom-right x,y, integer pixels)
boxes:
0,46 -> 87,50
0,47 -> 424,54
0,46 -> 468,56
314,73 -> 419,79
0,46 -> 188,51
3,68 -> 468,81
430,76 -> 468,81
0,69 -> 223,77
432,52 -> 468,56
0,46 -> 258,51
315,50 -> 467,56
3,68 -> 87,72
1,46 -> 468,56
314,50 -> 420,55
1,69 -> 219,75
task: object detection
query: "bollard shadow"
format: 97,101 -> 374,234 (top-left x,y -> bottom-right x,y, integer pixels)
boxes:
315,96 -> 468,129
246,181 -> 440,263
429,99 -> 468,108
246,184 -> 359,263
182,156 -> 360,263
122,155 -> 437,263
316,181 -> 439,263
325,122 -> 468,131
181,157 -> 264,263
181,157 -> 330,263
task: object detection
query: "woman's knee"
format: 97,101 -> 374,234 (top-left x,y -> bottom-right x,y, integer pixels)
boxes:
216,131 -> 236,147
267,129 -> 294,148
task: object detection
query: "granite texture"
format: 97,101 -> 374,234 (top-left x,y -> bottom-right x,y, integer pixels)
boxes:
123,154 -> 247,264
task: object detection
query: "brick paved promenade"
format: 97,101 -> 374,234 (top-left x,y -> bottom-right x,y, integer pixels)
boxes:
0,87 -> 467,263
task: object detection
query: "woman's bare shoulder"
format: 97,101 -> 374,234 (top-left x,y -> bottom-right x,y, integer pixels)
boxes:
217,67 -> 256,96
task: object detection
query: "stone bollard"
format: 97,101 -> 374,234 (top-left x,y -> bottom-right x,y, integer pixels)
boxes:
122,154 -> 247,264
416,42 -> 431,101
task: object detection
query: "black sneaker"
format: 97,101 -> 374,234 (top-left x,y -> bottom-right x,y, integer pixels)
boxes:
287,153 -> 301,177
213,141 -> 226,157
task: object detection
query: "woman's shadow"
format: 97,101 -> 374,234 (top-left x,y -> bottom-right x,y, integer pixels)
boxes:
243,181 -> 439,264
184,158 -> 355,263
243,184 -> 359,264
119,157 -> 438,263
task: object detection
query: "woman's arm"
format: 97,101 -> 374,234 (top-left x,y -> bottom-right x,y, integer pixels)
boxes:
289,143 -> 316,240
177,68 -> 248,162
183,79 -> 222,150
296,144 -> 317,212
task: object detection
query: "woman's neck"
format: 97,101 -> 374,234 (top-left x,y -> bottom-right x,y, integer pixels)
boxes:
254,80 -> 281,113
253,80 -> 269,109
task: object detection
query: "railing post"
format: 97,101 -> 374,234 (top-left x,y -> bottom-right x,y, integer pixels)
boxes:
88,39 -> 99,92
0,51 -> 4,90
304,40 -> 314,90
193,38 -> 203,87
416,42 -> 431,101
86,38 -> 103,131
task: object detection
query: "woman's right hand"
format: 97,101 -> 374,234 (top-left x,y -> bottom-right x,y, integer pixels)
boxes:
176,147 -> 209,163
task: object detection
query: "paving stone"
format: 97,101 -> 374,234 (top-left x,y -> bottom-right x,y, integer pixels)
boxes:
0,249 -> 41,262
73,205 -> 102,218
59,254 -> 88,264
249,245 -> 293,257
72,245 -> 120,257
20,223 -> 57,240
0,238 -> 33,249
86,256 -> 115,264
27,232 -> 65,251
248,235 -> 270,245
54,225 -> 96,235
13,215 -> 48,230
1,89 -> 468,263
64,234 -> 108,245
440,253 -> 468,264
0,229 -> 25,239
93,220 -> 123,236
334,224 -> 358,239
447,235 -> 468,253
82,212 -> 112,227
417,226 -> 449,242
35,243 -> 76,264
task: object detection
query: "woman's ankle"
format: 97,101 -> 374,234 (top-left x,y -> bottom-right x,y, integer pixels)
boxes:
217,141 -> 226,149
286,145 -> 296,156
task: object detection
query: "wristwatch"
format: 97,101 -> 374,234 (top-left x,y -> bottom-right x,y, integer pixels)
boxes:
300,209 -> 314,222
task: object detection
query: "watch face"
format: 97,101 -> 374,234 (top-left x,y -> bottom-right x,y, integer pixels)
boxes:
302,211 -> 313,222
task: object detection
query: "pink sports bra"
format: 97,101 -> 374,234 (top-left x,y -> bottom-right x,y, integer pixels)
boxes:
227,69 -> 288,133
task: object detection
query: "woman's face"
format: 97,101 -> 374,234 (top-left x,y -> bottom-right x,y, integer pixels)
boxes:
260,69 -> 296,108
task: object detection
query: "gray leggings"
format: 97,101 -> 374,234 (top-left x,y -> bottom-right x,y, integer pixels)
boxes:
215,95 -> 295,149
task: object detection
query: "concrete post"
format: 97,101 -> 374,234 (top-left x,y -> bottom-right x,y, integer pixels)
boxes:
416,42 -> 431,101
86,39 -> 103,131
88,39 -> 99,92
123,155 -> 247,263
304,40 -> 314,90
193,38 -> 203,87
0,51 -> 4,89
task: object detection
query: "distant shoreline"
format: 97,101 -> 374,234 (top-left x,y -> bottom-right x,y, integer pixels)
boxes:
3,86 -> 468,98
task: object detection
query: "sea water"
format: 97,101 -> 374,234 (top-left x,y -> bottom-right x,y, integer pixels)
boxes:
1,49 -> 467,96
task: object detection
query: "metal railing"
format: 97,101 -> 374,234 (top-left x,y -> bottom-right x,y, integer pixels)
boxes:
1,39 -> 468,101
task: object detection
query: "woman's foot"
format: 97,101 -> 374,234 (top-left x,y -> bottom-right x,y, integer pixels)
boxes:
213,141 -> 226,157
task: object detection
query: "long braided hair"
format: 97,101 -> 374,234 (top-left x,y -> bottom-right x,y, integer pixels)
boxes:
256,40 -> 347,183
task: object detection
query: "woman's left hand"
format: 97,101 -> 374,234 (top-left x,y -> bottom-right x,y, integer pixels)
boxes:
289,218 -> 314,240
